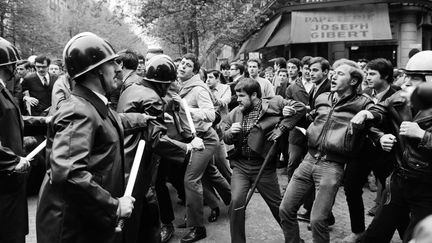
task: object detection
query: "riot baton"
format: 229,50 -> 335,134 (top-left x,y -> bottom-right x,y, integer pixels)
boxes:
25,139 -> 46,160
181,98 -> 197,138
115,139 -> 146,233
181,98 -> 204,163
234,141 -> 279,211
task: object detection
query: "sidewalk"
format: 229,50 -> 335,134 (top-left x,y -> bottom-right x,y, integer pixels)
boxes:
26,169 -> 402,242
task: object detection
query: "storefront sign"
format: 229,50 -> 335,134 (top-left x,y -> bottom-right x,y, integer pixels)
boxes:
291,4 -> 391,43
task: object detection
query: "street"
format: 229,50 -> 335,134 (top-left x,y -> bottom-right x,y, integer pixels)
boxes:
26,169 -> 402,243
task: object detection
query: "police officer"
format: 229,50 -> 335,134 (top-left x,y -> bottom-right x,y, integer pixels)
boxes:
0,37 -> 49,243
36,32 -> 155,243
352,50 -> 432,242
117,55 -> 204,243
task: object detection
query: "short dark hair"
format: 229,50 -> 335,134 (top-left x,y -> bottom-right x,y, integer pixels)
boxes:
274,57 -> 287,69
118,49 -> 139,70
301,56 -> 312,67
310,57 -> 330,73
408,48 -> 420,59
278,68 -> 288,75
247,58 -> 261,68
207,69 -> 226,84
173,57 -> 182,63
230,62 -> 245,75
287,58 -> 301,70
35,55 -> 50,66
182,53 -> 200,73
366,58 -> 394,83
235,78 -> 262,98
220,61 -> 230,71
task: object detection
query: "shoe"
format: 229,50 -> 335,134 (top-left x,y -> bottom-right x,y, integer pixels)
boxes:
208,207 -> 220,222
341,232 -> 364,243
180,226 -> 206,243
297,211 -> 311,222
161,223 -> 174,243
327,212 -> 335,226
367,204 -> 378,216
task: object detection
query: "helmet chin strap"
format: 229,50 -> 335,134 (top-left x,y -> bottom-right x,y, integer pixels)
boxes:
98,72 -> 108,94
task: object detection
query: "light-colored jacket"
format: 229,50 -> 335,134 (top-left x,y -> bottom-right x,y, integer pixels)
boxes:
179,74 -> 215,133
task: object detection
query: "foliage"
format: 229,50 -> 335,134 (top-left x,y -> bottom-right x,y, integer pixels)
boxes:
0,0 -> 146,59
135,0 -> 266,58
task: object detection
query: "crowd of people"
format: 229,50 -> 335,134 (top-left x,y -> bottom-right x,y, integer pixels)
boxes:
1,31 -> 432,243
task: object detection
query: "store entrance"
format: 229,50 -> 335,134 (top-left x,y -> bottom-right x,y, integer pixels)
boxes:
349,45 -> 397,67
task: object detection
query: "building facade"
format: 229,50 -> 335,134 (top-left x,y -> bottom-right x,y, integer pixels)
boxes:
212,0 -> 432,69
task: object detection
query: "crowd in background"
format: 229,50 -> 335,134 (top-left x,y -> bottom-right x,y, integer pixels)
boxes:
2,32 -> 432,243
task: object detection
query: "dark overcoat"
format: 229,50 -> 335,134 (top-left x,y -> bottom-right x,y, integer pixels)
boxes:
36,84 -> 148,243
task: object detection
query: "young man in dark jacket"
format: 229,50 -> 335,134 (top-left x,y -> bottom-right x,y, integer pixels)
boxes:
279,59 -> 373,243
352,50 -> 432,243
222,78 -> 306,243
342,58 -> 398,242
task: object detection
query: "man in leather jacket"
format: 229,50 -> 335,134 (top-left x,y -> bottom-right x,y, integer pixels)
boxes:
222,78 -> 306,243
352,50 -> 432,243
117,55 -> 204,243
280,59 -> 373,243
36,32 -> 155,243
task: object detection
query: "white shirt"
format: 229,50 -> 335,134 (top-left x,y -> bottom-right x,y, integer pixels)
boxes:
302,78 -> 314,93
313,78 -> 327,97
91,90 -> 109,105
37,73 -> 50,86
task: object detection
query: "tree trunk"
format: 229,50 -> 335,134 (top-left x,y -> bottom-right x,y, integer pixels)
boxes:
188,31 -> 193,53
0,14 -> 4,37
192,29 -> 199,57
180,32 -> 187,54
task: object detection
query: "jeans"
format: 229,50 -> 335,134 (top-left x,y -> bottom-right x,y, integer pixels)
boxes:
213,140 -> 232,182
202,158 -> 231,208
362,172 -> 432,243
185,128 -> 219,227
287,143 -> 307,181
230,164 -> 281,243
279,153 -> 344,243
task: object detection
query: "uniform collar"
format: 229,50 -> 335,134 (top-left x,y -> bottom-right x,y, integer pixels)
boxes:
72,84 -> 108,118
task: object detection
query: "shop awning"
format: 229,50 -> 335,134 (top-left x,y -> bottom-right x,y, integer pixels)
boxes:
246,15 -> 282,51
235,15 -> 282,59
266,14 -> 291,48
290,4 -> 392,43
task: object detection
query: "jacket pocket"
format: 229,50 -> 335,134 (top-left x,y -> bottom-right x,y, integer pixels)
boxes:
323,118 -> 363,155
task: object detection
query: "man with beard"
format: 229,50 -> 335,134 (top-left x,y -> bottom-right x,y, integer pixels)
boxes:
223,78 -> 306,243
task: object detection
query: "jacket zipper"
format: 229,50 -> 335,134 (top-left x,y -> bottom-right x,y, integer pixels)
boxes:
318,98 -> 337,152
